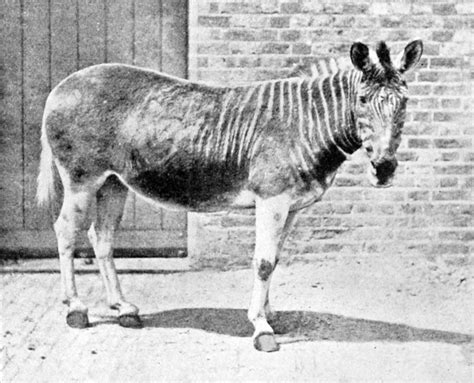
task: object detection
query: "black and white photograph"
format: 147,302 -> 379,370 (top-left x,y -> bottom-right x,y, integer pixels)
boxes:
1,0 -> 472,381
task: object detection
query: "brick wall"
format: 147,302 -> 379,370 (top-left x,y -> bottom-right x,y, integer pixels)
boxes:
187,0 -> 473,266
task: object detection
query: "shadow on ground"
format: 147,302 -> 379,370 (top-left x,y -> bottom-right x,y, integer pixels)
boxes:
98,308 -> 472,345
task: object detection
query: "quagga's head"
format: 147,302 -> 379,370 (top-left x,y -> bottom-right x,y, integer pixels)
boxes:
350,40 -> 423,187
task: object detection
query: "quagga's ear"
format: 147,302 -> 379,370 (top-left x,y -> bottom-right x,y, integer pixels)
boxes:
350,42 -> 372,73
394,40 -> 423,74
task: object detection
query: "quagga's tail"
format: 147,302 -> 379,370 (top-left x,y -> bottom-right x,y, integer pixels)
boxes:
36,114 -> 56,208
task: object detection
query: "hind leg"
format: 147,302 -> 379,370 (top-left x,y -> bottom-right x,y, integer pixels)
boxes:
55,183 -> 93,328
87,176 -> 142,328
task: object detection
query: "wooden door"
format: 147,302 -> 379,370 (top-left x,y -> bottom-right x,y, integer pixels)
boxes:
0,0 -> 188,256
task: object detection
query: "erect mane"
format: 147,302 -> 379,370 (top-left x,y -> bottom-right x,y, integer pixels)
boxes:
289,57 -> 352,79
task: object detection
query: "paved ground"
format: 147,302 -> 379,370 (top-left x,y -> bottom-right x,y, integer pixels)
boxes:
1,255 -> 473,382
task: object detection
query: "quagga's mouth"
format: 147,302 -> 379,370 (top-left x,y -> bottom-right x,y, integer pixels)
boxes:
367,158 -> 398,188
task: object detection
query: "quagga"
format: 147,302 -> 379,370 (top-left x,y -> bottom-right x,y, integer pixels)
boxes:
37,40 -> 423,352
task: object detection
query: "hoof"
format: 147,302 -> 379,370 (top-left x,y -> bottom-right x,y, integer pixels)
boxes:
118,314 -> 143,329
253,332 -> 279,352
66,311 -> 89,329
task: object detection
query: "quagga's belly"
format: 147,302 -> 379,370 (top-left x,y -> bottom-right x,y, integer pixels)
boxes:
125,155 -> 251,211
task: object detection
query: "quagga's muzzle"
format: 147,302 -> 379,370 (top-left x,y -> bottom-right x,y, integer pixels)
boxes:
367,155 -> 398,188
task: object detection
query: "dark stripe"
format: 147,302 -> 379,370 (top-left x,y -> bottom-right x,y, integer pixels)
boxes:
192,89 -> 223,153
201,101 -> 220,154
210,90 -> 233,160
299,78 -> 317,162
313,79 -> 332,150
321,76 -> 337,147
337,72 -> 351,149
299,79 -> 310,141
308,79 -> 326,152
309,93 -> 325,151
273,80 -> 282,120
289,80 -> 299,127
220,89 -> 245,159
333,72 -> 354,153
215,89 -> 236,152
281,80 -> 290,125
234,84 -> 261,160
330,73 -> 347,151
269,80 -> 280,119
246,82 -> 271,151
340,72 -> 356,148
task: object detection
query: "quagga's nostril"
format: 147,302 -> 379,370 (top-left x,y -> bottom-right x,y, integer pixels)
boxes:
375,158 -> 398,180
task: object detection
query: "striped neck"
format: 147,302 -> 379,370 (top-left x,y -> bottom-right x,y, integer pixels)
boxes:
199,71 -> 363,172
306,69 -> 362,157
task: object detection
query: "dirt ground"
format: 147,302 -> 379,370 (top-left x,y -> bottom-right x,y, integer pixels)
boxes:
1,255 -> 473,382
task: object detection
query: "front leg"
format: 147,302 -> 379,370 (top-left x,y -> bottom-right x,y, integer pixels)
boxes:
248,194 -> 291,352
265,209 -> 298,322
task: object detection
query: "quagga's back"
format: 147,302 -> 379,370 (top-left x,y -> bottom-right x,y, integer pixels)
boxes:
43,63 -> 361,211
37,40 -> 423,352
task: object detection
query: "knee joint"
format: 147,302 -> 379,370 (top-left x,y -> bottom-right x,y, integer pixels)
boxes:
257,259 -> 275,281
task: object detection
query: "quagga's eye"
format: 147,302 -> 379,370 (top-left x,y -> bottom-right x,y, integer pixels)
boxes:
359,96 -> 367,104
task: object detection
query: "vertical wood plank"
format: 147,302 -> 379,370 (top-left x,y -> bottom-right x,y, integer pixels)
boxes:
51,0 -> 77,87
135,198 -> 162,230
23,0 -> 51,229
133,0 -> 189,231
0,0 -> 23,229
107,0 -> 134,63
162,0 -> 188,78
75,0 -> 104,230
162,210 -> 187,232
78,0 -> 106,68
133,0 -> 161,229
106,0 -> 135,228
160,0 -> 188,233
134,0 -> 162,70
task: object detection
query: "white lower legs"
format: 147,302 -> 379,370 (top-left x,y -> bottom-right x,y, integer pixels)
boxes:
54,167 -> 140,328
55,188 -> 92,328
87,224 -> 139,318
89,176 -> 141,327
248,194 -> 294,352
